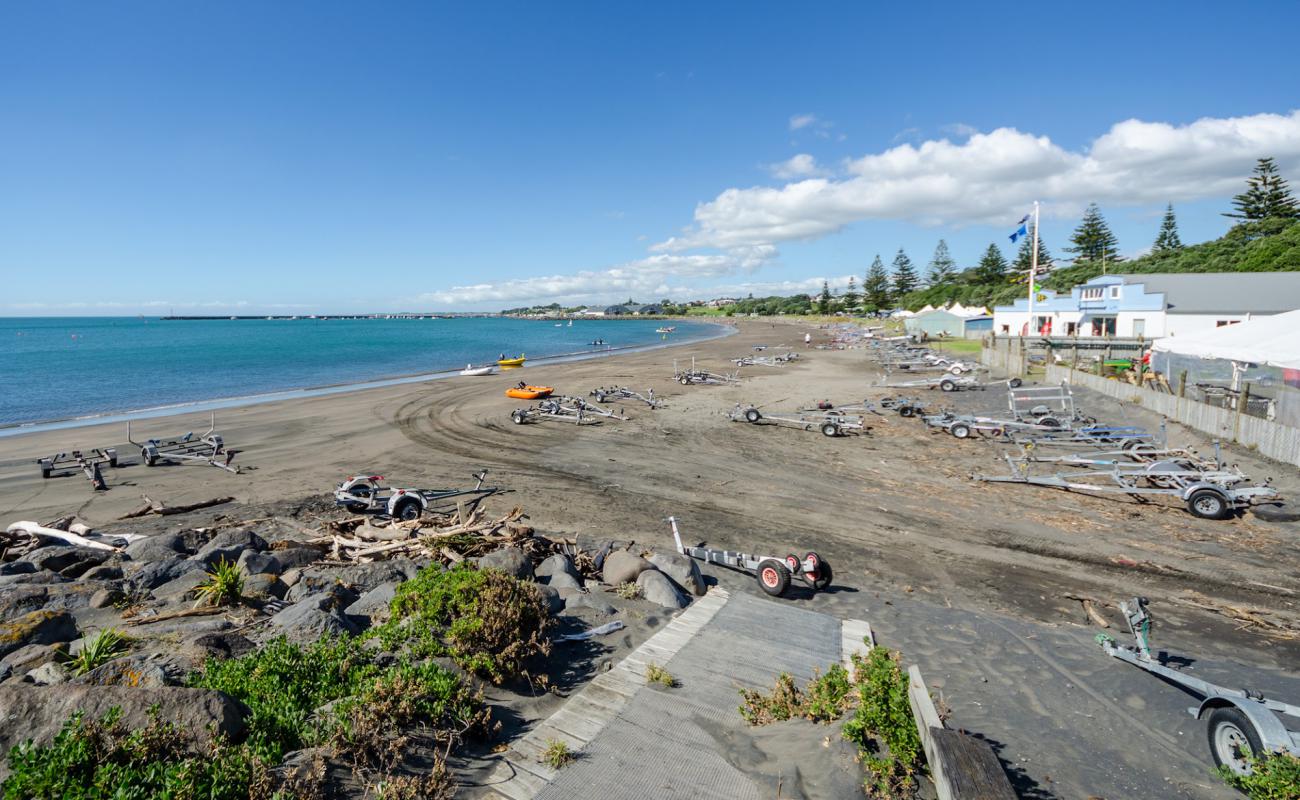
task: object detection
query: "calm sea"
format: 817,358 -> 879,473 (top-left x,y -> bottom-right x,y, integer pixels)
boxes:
0,316 -> 728,429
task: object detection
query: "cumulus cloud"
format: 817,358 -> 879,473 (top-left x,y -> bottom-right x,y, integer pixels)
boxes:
420,248 -> 776,306
766,153 -> 829,180
789,113 -> 818,131
657,110 -> 1300,251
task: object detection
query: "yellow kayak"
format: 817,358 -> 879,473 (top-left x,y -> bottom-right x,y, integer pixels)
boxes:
497,355 -> 526,367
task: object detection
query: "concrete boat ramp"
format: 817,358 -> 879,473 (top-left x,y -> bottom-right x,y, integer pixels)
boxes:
477,588 -> 874,800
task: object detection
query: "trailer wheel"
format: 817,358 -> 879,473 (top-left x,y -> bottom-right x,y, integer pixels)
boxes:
1206,706 -> 1263,776
820,422 -> 839,437
785,554 -> 801,573
1008,377 -> 1023,388
899,406 -> 915,418
678,376 -> 690,385
343,485 -> 372,513
939,379 -> 957,392
393,498 -> 422,522
756,560 -> 791,597
141,448 -> 157,466
595,392 -> 606,403
803,552 -> 833,590
108,454 -> 118,468
949,423 -> 971,439
1037,416 -> 1061,429
41,467 -> 51,479
1187,489 -> 1231,520
744,408 -> 762,423
511,410 -> 526,425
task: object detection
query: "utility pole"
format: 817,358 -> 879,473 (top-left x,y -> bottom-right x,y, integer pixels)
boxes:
1026,201 -> 1040,335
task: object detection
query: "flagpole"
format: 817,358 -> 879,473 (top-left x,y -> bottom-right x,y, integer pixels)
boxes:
1027,200 -> 1039,335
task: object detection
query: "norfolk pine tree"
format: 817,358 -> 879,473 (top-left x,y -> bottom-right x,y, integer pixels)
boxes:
891,248 -> 918,297
863,255 -> 891,310
1066,203 -> 1123,264
1012,235 -> 1054,284
1223,157 -> 1299,221
926,240 -> 957,285
817,281 -> 832,314
974,243 -> 1008,284
842,276 -> 860,311
1153,204 -> 1183,252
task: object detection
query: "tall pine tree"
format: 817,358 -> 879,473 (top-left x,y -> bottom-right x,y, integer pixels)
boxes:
974,243 -> 1008,285
863,255 -> 891,310
1223,157 -> 1300,221
1065,203 -> 1122,265
1012,235 -> 1054,284
891,248 -> 918,298
842,276 -> 859,311
817,281 -> 832,314
926,239 -> 957,285
1153,204 -> 1183,253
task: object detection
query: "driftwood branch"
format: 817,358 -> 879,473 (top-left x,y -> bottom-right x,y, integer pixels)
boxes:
120,495 -> 235,519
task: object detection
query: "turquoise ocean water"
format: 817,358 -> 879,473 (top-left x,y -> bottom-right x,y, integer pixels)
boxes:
0,317 -> 728,430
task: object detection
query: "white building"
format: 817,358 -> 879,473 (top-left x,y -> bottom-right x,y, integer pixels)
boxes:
992,273 -> 1300,338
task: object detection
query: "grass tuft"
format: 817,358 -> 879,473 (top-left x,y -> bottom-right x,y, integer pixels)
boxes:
68,628 -> 132,676
193,557 -> 244,608
540,739 -> 574,770
645,663 -> 677,688
614,582 -> 642,600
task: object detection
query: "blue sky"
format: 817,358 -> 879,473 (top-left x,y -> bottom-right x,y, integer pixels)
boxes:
2,1 -> 1299,314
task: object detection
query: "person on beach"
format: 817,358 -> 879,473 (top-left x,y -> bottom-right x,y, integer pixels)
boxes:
804,332 -> 812,346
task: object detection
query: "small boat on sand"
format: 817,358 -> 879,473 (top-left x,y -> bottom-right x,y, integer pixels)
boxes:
497,354 -> 526,367
505,384 -> 554,400
459,364 -> 495,376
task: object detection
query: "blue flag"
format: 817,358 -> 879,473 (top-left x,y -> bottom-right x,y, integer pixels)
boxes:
1017,214 -> 1030,224
1009,224 -> 1027,243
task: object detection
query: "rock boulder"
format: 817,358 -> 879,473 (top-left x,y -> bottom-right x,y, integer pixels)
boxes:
648,552 -> 706,596
601,550 -> 651,586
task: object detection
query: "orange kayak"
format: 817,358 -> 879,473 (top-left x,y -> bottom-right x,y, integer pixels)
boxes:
506,385 -> 554,400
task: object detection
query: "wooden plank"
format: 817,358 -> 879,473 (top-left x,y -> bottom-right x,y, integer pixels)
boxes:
931,729 -> 1017,800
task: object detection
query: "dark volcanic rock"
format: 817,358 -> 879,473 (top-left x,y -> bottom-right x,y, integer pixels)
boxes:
601,550 -> 652,586
648,552 -> 706,596
0,685 -> 246,757
0,585 -> 99,623
475,546 -> 533,579
636,569 -> 690,609
125,533 -> 190,562
0,611 -> 79,659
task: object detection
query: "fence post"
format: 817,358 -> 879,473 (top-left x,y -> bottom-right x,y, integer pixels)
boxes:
1178,370 -> 1187,398
1233,383 -> 1251,443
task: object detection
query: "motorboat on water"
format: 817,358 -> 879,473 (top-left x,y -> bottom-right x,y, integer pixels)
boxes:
459,364 -> 495,376
655,326 -> 676,334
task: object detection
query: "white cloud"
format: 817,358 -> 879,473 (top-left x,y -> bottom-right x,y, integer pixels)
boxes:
420,247 -> 776,306
766,153 -> 829,180
789,113 -> 818,131
657,109 -> 1300,251
942,122 -> 979,138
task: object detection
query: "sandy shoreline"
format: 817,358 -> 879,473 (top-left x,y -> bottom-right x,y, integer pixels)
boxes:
2,316 -> 1298,798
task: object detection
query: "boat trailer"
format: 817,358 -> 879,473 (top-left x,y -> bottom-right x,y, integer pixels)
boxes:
590,386 -> 660,408
1098,597 -> 1300,776
728,404 -> 864,437
334,469 -> 504,521
37,448 -> 117,490
127,414 -> 239,473
511,396 -> 623,425
673,358 -> 740,386
732,352 -> 800,367
667,516 -> 832,597
878,396 -> 930,417
973,454 -> 1279,519
879,373 -> 1021,392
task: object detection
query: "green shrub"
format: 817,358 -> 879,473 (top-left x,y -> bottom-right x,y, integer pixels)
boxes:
1219,751 -> 1300,799
68,628 -> 131,676
0,708 -> 260,800
645,663 -> 676,688
842,647 -> 924,798
375,563 -> 552,684
194,557 -> 244,607
738,672 -> 803,725
738,664 -> 852,726
803,663 -> 853,723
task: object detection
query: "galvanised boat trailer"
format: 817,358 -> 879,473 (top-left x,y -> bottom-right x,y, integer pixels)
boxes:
127,413 -> 239,473
590,386 -> 660,408
728,403 -> 864,437
668,516 -> 832,597
1098,598 -> 1300,776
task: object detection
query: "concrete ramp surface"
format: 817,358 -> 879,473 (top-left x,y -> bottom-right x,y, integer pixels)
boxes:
480,588 -> 873,799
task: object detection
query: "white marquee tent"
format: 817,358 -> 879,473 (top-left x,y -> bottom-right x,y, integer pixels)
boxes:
1150,309 -> 1300,371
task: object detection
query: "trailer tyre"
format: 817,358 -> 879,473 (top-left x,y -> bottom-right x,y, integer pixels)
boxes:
1037,416 -> 1061,429
141,448 -> 157,466
511,410 -> 527,425
679,376 -> 690,385
1008,377 -> 1023,388
41,467 -> 51,479
898,406 -> 915,418
594,392 -> 606,403
756,560 -> 791,597
343,485 -> 373,513
1187,489 -> 1231,520
744,408 -> 762,423
820,422 -> 839,437
949,423 -> 972,439
1206,706 -> 1263,776
803,552 -> 833,590
939,379 -> 957,392
393,498 -> 423,522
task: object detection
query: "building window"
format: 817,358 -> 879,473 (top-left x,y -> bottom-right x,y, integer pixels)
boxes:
1081,287 -> 1104,301
1065,322 -> 1078,335
1000,324 -> 1010,333
1216,319 -> 1240,327
1109,286 -> 1121,299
